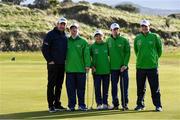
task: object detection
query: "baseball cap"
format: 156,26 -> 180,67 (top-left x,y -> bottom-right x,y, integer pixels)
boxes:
57,17 -> 67,24
140,19 -> 150,26
70,23 -> 79,29
110,23 -> 120,30
94,29 -> 103,37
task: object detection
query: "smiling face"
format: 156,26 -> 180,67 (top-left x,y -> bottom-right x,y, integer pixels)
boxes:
141,25 -> 150,34
70,26 -> 78,37
111,28 -> 119,37
94,34 -> 103,43
57,22 -> 66,31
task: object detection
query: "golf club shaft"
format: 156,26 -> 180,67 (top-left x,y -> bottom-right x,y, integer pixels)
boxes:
121,71 -> 126,110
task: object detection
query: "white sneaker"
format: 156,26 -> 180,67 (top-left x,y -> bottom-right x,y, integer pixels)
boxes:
102,104 -> 113,110
78,106 -> 88,111
97,104 -> 103,110
108,105 -> 115,110
156,107 -> 163,112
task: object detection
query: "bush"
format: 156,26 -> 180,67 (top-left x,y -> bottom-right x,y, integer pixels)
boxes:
93,2 -> 112,9
33,0 -> 50,9
62,0 -> 72,3
1,0 -> 25,5
115,4 -> 139,13
78,1 -> 90,5
48,0 -> 59,7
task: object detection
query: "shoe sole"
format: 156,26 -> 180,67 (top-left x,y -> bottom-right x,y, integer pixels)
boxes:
49,110 -> 56,113
135,108 -> 145,111
78,109 -> 88,111
156,109 -> 162,112
122,108 -> 129,111
55,109 -> 66,111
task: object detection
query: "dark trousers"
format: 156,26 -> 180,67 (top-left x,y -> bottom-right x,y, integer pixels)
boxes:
93,74 -> 110,105
66,73 -> 86,109
111,69 -> 129,107
136,68 -> 162,108
47,64 -> 65,108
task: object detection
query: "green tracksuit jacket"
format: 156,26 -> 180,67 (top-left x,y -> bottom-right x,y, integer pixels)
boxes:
65,36 -> 91,73
106,35 -> 131,70
134,32 -> 163,69
90,41 -> 110,75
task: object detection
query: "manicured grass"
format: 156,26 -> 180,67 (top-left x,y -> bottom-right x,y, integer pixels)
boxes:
0,47 -> 180,119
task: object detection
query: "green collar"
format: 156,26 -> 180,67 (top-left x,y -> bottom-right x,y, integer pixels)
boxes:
70,35 -> 80,40
95,40 -> 104,44
141,31 -> 151,36
111,34 -> 120,40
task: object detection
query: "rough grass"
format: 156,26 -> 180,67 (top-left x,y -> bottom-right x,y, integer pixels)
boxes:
0,3 -> 55,32
0,3 -> 95,34
1,2 -> 180,33
0,3 -> 179,52
89,5 -> 180,32
0,47 -> 180,119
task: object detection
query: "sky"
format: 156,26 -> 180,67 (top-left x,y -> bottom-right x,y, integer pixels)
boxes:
24,0 -> 180,10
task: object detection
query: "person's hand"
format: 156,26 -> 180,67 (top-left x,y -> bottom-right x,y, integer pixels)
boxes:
120,66 -> 127,72
48,61 -> 55,64
91,66 -> 96,73
85,67 -> 90,73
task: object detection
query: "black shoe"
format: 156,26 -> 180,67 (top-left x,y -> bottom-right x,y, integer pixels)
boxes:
122,106 -> 129,111
111,106 -> 119,110
67,107 -> 75,111
49,106 -> 56,113
134,106 -> 145,111
78,106 -> 88,111
55,105 -> 66,111
155,107 -> 162,112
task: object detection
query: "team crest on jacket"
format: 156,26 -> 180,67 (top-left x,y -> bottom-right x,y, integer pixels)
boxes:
76,44 -> 81,48
137,40 -> 141,46
94,49 -> 98,54
118,44 -> 122,47
149,41 -> 153,45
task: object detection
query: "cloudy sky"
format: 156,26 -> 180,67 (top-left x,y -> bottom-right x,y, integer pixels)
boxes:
24,0 -> 180,10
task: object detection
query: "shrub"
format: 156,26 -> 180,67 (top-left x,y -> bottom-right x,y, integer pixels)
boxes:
93,2 -> 112,9
115,4 -> 139,13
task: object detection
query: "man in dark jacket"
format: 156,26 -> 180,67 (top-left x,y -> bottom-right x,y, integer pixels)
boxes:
42,17 -> 68,113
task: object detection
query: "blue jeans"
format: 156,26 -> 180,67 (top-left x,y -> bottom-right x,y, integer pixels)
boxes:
66,73 -> 86,109
136,68 -> 162,108
111,69 -> 129,107
93,74 -> 110,105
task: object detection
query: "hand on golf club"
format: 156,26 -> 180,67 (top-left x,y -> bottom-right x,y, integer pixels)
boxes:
91,66 -> 96,73
85,67 -> 90,73
120,66 -> 127,72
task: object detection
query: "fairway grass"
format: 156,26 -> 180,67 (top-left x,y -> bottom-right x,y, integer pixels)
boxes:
0,47 -> 180,119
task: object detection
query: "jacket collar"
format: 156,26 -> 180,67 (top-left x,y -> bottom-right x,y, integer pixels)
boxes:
110,34 -> 120,40
53,27 -> 65,35
69,35 -> 80,40
141,31 -> 151,36
95,40 -> 104,44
